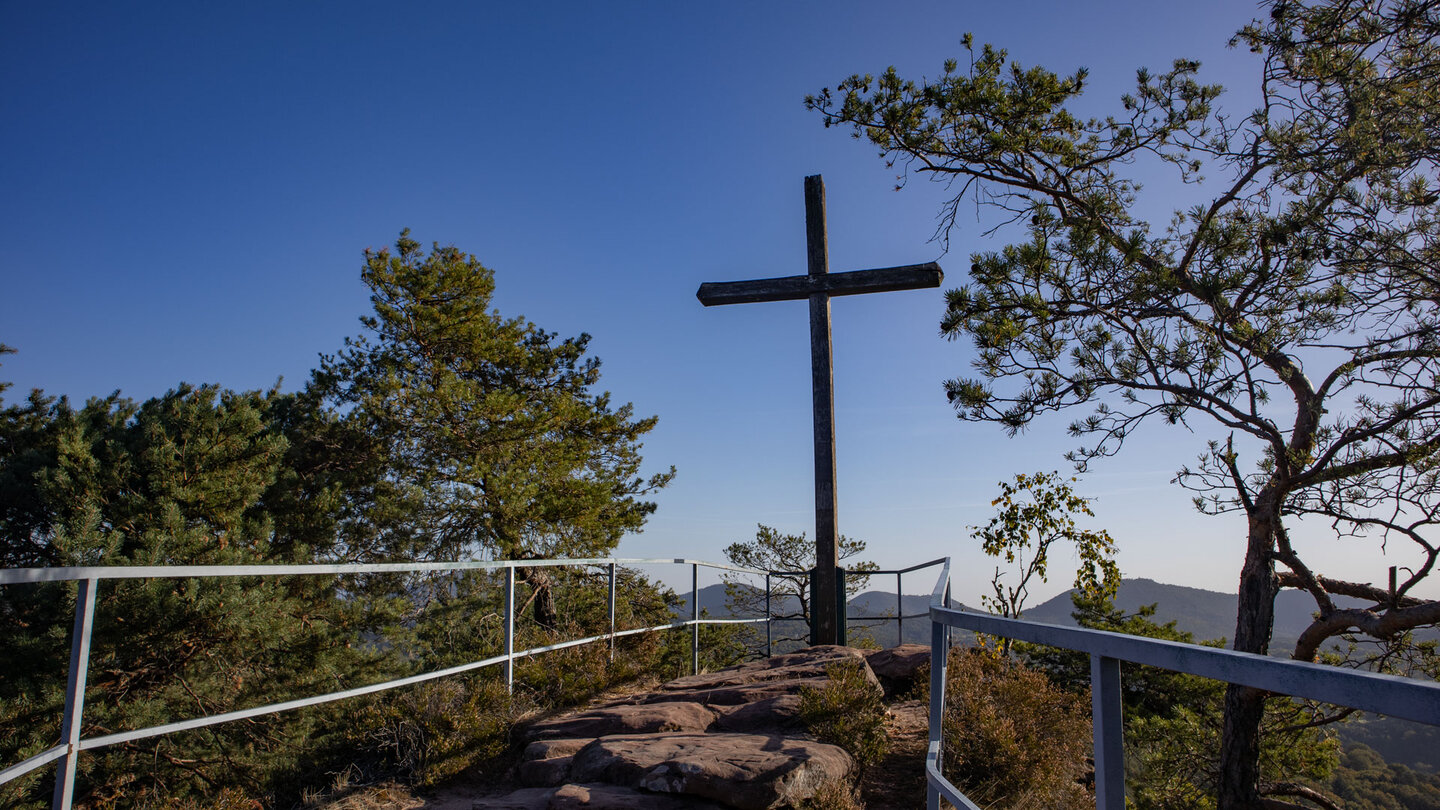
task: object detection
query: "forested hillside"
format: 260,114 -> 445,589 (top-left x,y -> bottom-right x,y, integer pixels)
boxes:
0,235 -> 696,808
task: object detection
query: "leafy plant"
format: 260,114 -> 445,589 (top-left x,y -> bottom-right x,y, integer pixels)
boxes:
938,647 -> 1092,810
973,472 -> 1118,656
798,660 -> 889,773
811,2 -> 1440,802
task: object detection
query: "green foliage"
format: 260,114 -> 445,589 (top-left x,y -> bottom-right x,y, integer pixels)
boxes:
721,524 -> 876,653
793,778 -> 865,810
0,232 -> 682,807
974,472 -> 1118,622
811,1 -> 1440,801
1326,743 -> 1440,810
314,231 -> 673,566
1025,594 -> 1340,809
937,647 -> 1092,810
340,675 -> 522,790
798,660 -> 889,773
0,385 -> 384,807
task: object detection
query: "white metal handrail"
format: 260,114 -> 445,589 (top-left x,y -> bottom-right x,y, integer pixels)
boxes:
0,556 -> 769,808
922,559 -> 1440,810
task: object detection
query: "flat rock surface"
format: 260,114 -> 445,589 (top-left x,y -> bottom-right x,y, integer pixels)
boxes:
472,783 -> 726,809
567,732 -> 852,810
711,695 -> 803,733
527,702 -> 718,740
639,677 -> 832,707
656,646 -> 868,692
450,645 -> 916,809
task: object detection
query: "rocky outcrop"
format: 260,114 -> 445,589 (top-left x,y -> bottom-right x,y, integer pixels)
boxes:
526,702 -> 718,741
567,732 -> 850,809
471,645 -> 906,809
472,783 -> 727,809
863,644 -> 929,697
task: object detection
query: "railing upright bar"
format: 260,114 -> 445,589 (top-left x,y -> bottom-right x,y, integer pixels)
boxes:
1090,654 -> 1125,810
607,562 -> 617,663
54,577 -> 98,810
926,596 -> 948,810
503,567 -> 515,694
691,563 -> 700,675
896,572 -> 903,645
764,574 -> 772,659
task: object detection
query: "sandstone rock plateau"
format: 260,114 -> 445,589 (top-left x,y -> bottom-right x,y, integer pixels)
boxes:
469,644 -> 929,810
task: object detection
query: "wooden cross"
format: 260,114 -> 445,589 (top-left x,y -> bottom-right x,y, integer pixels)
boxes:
696,175 -> 942,646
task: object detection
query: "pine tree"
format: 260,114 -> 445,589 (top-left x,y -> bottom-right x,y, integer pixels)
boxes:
810,2 -> 1440,804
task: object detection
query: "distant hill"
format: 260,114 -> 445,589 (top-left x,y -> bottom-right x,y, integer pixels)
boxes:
1019,577 -> 1435,652
688,576 -> 1430,651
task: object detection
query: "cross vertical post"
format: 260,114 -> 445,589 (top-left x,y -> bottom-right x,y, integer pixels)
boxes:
805,175 -> 841,646
696,175 -> 942,648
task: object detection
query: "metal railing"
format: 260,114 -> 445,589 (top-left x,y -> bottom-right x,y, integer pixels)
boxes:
0,556 -> 769,809
921,558 -> 1440,810
850,558 -> 947,644
763,558 -> 947,648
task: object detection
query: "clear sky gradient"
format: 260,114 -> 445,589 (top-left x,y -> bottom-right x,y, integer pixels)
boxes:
4,1 -> 1430,606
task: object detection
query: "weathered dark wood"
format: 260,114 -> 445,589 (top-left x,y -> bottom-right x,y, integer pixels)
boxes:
695,263 -> 943,306
806,175 -> 839,647
696,174 -> 944,648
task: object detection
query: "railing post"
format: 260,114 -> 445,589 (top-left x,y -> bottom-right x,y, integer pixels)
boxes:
1090,654 -> 1125,810
691,563 -> 700,676
607,562 -> 617,663
764,573 -> 772,659
503,566 -> 515,695
54,576 -> 98,810
926,599 -> 949,810
896,571 -> 903,645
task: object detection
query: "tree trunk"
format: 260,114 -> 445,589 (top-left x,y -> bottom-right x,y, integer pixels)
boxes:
522,567 -> 558,631
1218,503 -> 1280,810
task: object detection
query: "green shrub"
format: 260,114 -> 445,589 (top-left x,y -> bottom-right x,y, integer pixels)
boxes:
795,778 -> 865,810
341,675 -> 524,790
798,660 -> 889,773
940,647 -> 1092,810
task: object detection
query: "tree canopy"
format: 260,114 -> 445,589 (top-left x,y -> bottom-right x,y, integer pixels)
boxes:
0,232 -> 675,807
809,1 -> 1439,807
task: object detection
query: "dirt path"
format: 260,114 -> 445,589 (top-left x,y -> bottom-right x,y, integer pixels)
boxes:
859,699 -> 928,809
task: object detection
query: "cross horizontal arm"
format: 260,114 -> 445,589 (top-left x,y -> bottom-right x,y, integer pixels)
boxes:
696,263 -> 943,307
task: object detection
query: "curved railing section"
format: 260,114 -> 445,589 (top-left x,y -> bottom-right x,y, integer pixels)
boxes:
922,559 -> 1440,810
0,557 -> 768,809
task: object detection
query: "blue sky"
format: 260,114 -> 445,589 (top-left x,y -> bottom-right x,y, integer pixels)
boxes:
4,1 -> 1430,605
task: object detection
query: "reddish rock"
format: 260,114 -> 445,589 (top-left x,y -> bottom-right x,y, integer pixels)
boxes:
527,702 -> 718,741
711,695 -> 804,733
470,787 -> 555,810
864,644 -> 930,697
525,739 -> 594,761
657,646 -> 869,693
566,732 -> 852,810
519,755 -> 575,788
519,739 -> 592,787
549,783 -> 726,808
642,676 -> 833,707
473,784 -> 724,809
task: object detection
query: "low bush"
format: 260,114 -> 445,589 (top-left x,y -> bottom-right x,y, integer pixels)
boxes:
340,674 -> 524,790
939,647 -> 1092,810
798,660 -> 889,773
